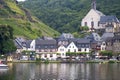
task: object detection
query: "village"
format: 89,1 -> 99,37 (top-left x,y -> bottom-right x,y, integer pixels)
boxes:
5,0 -> 120,62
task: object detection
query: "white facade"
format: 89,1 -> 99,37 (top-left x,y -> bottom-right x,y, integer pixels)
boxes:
41,54 -> 57,60
27,40 -> 36,51
57,45 -> 66,58
101,42 -> 106,51
81,9 -> 105,30
80,48 -> 90,53
30,40 -> 36,51
66,42 -> 78,53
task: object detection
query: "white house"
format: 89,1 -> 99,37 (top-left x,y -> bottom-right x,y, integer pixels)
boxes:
41,53 -> 57,60
101,42 -> 106,51
27,40 -> 36,51
66,42 -> 78,53
81,0 -> 105,30
57,45 -> 66,58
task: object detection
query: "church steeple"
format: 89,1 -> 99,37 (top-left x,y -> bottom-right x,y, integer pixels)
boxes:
91,0 -> 96,10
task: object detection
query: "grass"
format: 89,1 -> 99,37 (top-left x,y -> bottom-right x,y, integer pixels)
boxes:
6,0 -> 25,16
0,18 -> 59,39
0,0 -> 60,39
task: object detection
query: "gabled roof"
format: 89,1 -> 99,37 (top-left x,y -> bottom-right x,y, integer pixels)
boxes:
35,38 -> 57,49
100,16 -> 119,24
95,9 -> 105,16
82,9 -> 105,20
101,32 -> 114,41
59,33 -> 74,39
86,33 -> 102,42
14,40 -> 23,49
26,40 -> 32,48
36,38 -> 57,45
76,38 -> 91,44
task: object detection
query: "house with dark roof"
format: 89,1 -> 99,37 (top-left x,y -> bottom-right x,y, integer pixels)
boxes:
81,0 -> 120,33
86,33 -> 102,42
35,38 -> 57,60
59,33 -> 74,39
101,32 -> 114,41
105,33 -> 120,54
35,38 -> 57,53
76,38 -> 91,53
81,0 -> 105,31
57,33 -> 74,47
26,40 -> 35,51
99,16 -> 120,32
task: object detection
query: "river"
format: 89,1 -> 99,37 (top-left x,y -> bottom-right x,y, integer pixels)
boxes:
0,63 -> 120,80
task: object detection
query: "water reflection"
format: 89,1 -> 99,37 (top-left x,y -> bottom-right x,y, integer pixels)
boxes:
0,63 -> 120,80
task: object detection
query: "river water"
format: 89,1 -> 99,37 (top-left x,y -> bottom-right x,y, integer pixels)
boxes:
0,63 -> 120,80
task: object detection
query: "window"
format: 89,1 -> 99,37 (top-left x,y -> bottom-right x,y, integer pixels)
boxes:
45,54 -> 47,57
60,49 -> 64,51
74,49 -> 76,52
68,49 -> 70,52
91,21 -> 94,27
85,22 -> 87,26
85,48 -> 86,51
79,49 -> 81,51
86,44 -> 88,47
62,53 -> 64,56
50,54 -> 53,57
82,44 -> 84,47
98,21 -> 100,26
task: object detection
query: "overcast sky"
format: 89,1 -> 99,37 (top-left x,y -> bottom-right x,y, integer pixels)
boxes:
17,0 -> 26,2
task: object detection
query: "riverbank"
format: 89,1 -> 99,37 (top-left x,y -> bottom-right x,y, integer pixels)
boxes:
7,60 -> 120,63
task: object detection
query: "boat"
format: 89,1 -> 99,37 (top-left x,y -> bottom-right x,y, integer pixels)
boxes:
0,60 -> 8,70
0,63 -> 8,70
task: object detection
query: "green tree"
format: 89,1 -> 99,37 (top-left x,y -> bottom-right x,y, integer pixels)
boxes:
100,51 -> 113,58
80,26 -> 89,32
0,25 -> 16,55
66,52 -> 76,61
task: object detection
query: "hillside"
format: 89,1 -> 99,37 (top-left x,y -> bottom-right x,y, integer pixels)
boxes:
21,0 -> 120,33
0,0 -> 59,39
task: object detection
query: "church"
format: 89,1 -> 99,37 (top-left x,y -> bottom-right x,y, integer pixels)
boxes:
81,0 -> 120,32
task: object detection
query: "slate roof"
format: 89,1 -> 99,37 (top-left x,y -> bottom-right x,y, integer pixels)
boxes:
35,38 -> 57,49
14,40 -> 23,49
76,38 -> 91,49
59,33 -> 74,39
100,16 -> 119,24
76,38 -> 91,44
26,40 -> 32,48
36,38 -> 57,45
101,33 -> 114,41
86,33 -> 102,42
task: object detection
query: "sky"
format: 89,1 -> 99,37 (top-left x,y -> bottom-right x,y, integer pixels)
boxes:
17,0 -> 26,2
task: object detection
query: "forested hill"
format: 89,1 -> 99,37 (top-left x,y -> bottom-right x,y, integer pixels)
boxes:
0,0 -> 59,39
21,0 -> 120,33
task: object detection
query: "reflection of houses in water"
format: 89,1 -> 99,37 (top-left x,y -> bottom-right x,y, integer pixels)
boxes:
15,63 -> 36,80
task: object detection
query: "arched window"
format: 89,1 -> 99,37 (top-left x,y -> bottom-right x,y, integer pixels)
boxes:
85,22 -> 87,26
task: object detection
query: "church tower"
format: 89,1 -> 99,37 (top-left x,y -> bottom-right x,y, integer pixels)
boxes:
91,0 -> 96,10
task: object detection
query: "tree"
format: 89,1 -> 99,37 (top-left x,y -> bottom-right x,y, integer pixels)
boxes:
0,25 -> 16,55
80,26 -> 89,32
100,51 -> 113,59
66,52 -> 76,61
